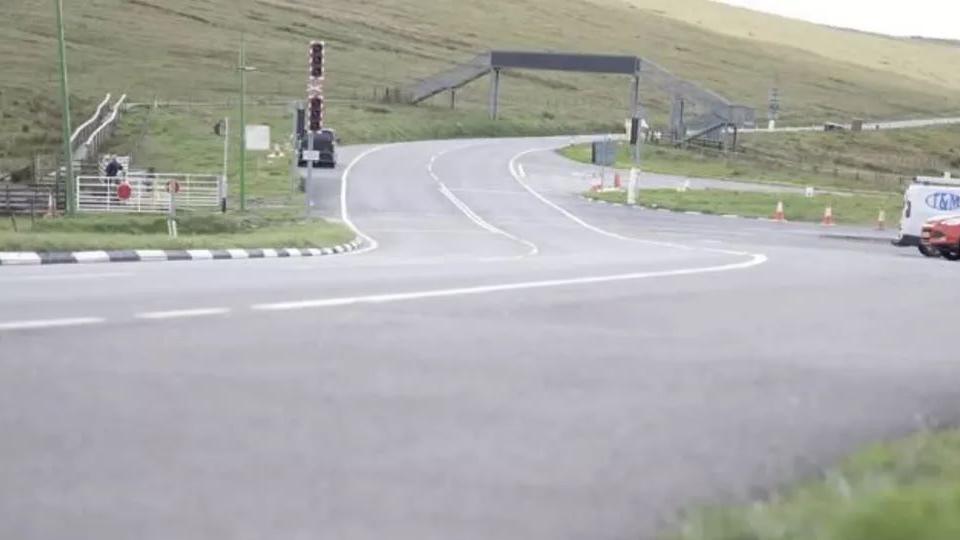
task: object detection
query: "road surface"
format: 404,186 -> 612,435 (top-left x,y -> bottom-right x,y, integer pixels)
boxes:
1,137 -> 957,540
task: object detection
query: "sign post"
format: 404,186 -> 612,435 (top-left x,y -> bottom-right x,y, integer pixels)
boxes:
627,168 -> 638,205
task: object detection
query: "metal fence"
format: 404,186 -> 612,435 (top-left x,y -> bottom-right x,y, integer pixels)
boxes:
0,183 -> 55,217
75,173 -> 226,214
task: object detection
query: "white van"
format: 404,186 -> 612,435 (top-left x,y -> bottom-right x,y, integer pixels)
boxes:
895,175 -> 960,253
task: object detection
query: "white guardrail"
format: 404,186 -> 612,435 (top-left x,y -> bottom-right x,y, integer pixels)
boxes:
75,174 -> 226,214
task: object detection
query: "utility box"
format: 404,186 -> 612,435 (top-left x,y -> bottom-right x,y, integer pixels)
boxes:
591,140 -> 617,167
851,118 -> 864,132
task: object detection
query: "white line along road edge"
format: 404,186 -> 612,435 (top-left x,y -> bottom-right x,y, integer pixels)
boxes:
340,145 -> 391,255
507,145 -> 767,260
251,253 -> 767,311
427,145 -> 539,257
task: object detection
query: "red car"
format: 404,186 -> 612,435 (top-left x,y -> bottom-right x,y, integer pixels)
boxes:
921,215 -> 960,260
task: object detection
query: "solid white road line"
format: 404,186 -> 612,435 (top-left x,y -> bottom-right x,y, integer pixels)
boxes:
508,147 -> 765,260
251,253 -> 768,312
508,149 -> 691,250
0,317 -> 105,331
341,145 -> 390,255
428,146 -> 539,257
135,308 -> 230,320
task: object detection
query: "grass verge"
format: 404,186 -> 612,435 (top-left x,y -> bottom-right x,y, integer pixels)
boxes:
560,126 -> 960,194
0,212 -> 354,252
587,189 -> 902,226
668,429 -> 960,540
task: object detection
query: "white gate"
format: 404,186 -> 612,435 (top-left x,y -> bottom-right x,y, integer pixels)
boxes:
75,173 -> 226,214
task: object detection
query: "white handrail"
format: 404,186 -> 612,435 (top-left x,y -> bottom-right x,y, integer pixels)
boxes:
70,94 -> 111,145
84,94 -> 127,147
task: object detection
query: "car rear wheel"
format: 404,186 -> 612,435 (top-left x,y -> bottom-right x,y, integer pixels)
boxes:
919,244 -> 941,257
942,247 -> 960,261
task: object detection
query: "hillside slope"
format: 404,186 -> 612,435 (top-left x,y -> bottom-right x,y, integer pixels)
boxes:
3,0 -> 960,168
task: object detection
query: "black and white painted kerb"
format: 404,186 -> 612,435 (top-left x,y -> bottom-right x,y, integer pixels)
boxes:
0,238 -> 364,266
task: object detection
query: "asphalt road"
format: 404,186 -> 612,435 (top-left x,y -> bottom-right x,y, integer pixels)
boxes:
1,137 -> 958,540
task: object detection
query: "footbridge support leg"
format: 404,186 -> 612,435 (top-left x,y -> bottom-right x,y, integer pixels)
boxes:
488,68 -> 501,120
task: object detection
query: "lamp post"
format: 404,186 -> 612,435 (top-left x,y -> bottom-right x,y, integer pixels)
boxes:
54,0 -> 75,214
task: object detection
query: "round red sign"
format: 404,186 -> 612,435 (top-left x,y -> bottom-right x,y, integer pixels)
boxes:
116,182 -> 132,201
166,180 -> 181,194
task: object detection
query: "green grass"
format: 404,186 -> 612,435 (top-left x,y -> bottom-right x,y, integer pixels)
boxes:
588,189 -> 902,225
561,126 -> 960,194
0,212 -> 353,251
668,429 -> 960,540
5,0 -> 960,170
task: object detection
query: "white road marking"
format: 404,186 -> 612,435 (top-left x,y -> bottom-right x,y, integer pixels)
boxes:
341,146 -> 390,255
428,146 -> 539,257
517,164 -> 526,178
251,253 -> 768,312
508,146 -> 765,260
508,149 -> 692,250
448,188 -> 527,195
135,308 -> 230,320
0,271 -> 133,283
0,317 -> 105,331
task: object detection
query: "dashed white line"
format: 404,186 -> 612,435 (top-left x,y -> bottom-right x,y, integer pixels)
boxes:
428,146 -> 539,257
0,317 -> 105,331
135,308 -> 230,320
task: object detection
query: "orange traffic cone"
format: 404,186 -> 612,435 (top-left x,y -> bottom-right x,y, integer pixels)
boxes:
876,209 -> 886,230
821,206 -> 835,226
772,200 -> 786,222
590,175 -> 603,192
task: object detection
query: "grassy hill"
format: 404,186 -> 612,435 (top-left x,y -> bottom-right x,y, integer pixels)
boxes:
3,0 -> 960,171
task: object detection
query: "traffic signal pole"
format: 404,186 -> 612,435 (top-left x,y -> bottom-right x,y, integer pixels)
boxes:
54,0 -> 75,214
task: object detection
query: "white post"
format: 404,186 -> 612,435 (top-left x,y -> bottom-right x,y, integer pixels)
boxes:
222,117 -> 229,212
627,168 -> 638,205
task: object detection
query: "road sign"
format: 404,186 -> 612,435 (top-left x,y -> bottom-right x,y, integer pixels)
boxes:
302,150 -> 320,161
116,181 -> 132,201
166,179 -> 181,194
245,124 -> 271,151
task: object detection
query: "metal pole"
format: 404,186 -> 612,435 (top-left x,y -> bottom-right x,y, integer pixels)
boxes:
239,33 -> 247,211
305,132 -> 314,219
489,68 -> 500,120
54,0 -> 75,214
221,117 -> 229,212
